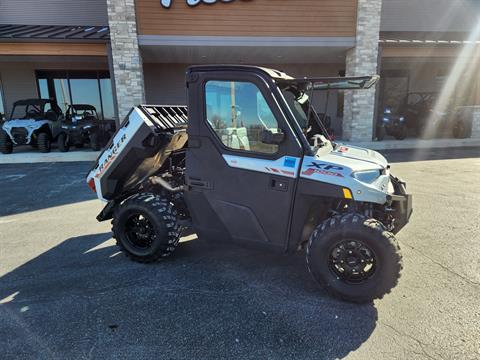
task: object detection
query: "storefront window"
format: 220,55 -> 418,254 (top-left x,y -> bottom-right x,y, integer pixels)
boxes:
99,78 -> 115,120
0,77 -> 5,120
70,79 -> 102,116
36,70 -> 116,121
38,78 -> 49,99
53,78 -> 71,113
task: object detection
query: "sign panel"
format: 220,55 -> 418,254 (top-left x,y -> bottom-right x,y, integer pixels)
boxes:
161,0 -> 236,8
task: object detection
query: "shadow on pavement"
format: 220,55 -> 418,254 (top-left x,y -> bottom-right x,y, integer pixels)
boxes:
0,232 -> 377,360
0,162 -> 95,217
381,146 -> 480,163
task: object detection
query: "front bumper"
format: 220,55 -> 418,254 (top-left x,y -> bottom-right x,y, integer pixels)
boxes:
388,176 -> 413,233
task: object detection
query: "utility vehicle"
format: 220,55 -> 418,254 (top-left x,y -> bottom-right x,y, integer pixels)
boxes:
377,106 -> 407,140
58,104 -> 111,152
400,92 -> 470,138
87,65 -> 412,303
0,99 -> 63,154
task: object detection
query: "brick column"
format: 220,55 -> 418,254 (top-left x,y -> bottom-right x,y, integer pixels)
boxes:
107,0 -> 145,121
343,0 -> 382,142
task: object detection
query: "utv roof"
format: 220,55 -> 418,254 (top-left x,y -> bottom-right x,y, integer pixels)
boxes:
187,64 -> 294,81
70,104 -> 97,111
278,75 -> 380,90
13,99 -> 54,106
187,65 -> 379,90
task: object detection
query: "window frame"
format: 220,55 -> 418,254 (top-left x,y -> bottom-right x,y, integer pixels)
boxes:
202,77 -> 288,159
35,70 -> 114,121
0,75 -> 6,117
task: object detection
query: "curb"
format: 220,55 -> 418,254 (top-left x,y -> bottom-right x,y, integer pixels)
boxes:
348,138 -> 480,151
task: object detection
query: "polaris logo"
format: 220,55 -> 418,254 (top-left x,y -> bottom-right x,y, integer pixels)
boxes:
161,0 -> 236,8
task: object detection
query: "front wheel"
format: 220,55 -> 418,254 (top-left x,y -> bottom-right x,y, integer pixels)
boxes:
306,213 -> 402,303
0,130 -> 13,154
376,126 -> 385,141
57,133 -> 69,152
112,193 -> 180,263
394,126 -> 407,140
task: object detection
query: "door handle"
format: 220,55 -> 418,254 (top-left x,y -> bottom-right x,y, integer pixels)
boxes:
270,178 -> 288,192
188,177 -> 212,190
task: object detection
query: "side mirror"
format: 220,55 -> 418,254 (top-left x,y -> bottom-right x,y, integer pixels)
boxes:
261,128 -> 285,145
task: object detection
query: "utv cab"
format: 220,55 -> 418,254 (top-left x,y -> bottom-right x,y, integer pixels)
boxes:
0,98 -> 63,154
58,104 -> 104,151
87,65 -> 412,303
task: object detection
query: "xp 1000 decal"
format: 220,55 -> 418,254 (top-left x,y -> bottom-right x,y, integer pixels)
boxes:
223,155 -> 300,178
302,161 -> 345,178
300,156 -> 350,186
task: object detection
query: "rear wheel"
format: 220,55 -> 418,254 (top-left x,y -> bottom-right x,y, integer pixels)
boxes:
306,213 -> 402,303
112,193 -> 180,263
57,133 -> 69,152
0,130 -> 13,154
37,132 -> 51,153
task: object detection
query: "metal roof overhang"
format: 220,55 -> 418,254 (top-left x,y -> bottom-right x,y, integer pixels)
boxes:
0,25 -> 110,42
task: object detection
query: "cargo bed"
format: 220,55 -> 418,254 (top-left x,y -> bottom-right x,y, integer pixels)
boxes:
87,105 -> 188,201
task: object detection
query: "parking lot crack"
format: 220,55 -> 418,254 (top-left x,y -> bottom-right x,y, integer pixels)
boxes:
379,321 -> 441,360
399,241 -> 480,287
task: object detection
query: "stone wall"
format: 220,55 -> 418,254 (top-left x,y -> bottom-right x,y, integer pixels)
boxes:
107,0 -> 145,121
343,0 -> 383,142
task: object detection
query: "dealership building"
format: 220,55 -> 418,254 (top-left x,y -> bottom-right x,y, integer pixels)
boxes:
1,0 -> 480,143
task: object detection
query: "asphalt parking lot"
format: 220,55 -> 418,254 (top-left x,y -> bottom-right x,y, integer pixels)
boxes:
0,147 -> 479,360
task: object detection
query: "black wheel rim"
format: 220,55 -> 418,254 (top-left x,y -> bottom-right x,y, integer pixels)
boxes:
124,213 -> 156,250
329,240 -> 377,284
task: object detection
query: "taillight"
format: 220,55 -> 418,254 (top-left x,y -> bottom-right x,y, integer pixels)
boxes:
88,178 -> 96,193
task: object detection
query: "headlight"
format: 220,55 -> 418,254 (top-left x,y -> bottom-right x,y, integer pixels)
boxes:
352,170 -> 382,184
382,117 -> 390,123
61,125 -> 69,129
399,116 -> 405,122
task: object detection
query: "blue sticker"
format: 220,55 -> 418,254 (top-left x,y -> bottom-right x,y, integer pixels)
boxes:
283,157 -> 297,168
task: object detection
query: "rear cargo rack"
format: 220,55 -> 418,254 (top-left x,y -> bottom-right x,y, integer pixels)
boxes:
138,105 -> 188,132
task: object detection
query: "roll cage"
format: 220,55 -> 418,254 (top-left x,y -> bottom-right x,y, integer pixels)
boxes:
9,99 -> 62,120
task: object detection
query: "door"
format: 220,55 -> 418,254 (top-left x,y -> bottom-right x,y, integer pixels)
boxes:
185,70 -> 303,248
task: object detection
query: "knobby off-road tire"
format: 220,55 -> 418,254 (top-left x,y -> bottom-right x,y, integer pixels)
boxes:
37,132 -> 51,153
452,120 -> 468,139
90,132 -> 101,151
112,193 -> 180,263
394,126 -> 407,140
57,133 -> 69,152
376,126 -> 386,141
306,213 -> 402,303
0,130 -> 13,154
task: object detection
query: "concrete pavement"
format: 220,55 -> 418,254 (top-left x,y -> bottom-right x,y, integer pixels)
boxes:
0,148 -> 479,359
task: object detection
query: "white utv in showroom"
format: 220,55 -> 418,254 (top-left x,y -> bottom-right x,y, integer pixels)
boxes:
87,65 -> 412,303
0,99 -> 64,153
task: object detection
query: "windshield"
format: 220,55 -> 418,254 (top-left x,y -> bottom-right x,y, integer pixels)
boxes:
280,85 -> 331,149
10,104 -> 46,120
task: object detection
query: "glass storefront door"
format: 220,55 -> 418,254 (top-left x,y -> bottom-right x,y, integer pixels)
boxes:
36,70 -> 116,121
0,76 -> 5,121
